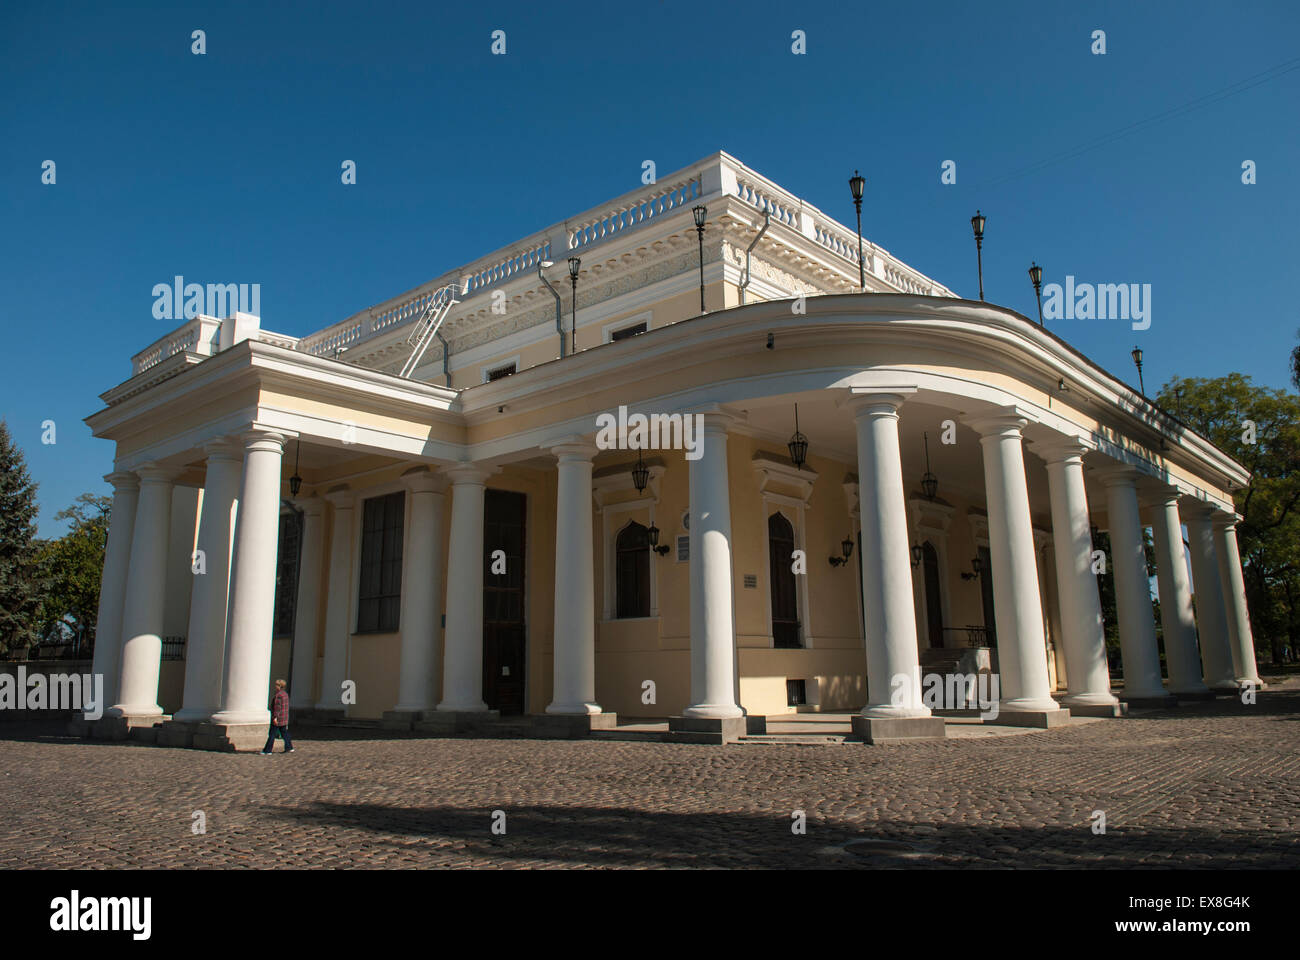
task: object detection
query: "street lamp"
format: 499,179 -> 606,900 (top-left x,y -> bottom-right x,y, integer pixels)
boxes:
1028,261 -> 1044,326
1131,346 -> 1145,395
849,170 -> 866,290
692,205 -> 707,313
567,256 -> 581,350
970,211 -> 986,300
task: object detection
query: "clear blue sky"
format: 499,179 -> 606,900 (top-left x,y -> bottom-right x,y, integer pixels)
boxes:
2,0 -> 1297,536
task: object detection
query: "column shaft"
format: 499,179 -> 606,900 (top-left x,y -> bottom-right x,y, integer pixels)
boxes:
1102,473 -> 1168,699
316,491 -> 354,711
110,466 -> 177,718
548,442 -> 600,715
1214,515 -> 1263,686
971,415 -> 1058,712
685,419 -> 742,719
211,430 -> 286,725
394,470 -> 445,713
1040,443 -> 1116,706
289,499 -> 325,708
854,396 -> 928,718
1184,506 -> 1236,689
175,443 -> 242,721
89,472 -> 138,716
438,464 -> 490,712
1149,491 -> 1208,694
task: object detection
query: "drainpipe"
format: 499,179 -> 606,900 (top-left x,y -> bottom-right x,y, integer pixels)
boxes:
739,208 -> 772,305
537,260 -> 565,358
435,330 -> 451,387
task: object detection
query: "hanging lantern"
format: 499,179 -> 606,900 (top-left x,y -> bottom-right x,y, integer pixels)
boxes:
787,403 -> 808,470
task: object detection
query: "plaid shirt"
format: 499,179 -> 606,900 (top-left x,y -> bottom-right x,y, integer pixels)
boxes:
270,690 -> 289,727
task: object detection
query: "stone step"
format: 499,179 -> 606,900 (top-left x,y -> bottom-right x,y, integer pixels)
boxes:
738,735 -> 846,745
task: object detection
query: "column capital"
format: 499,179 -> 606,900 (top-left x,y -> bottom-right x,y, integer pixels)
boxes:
1179,498 -> 1218,521
1090,463 -> 1142,488
202,436 -> 243,459
845,387 -> 917,417
442,461 -> 494,485
239,425 -> 287,453
1138,482 -> 1186,509
678,404 -> 743,436
1029,435 -> 1094,464
401,465 -> 447,495
549,437 -> 599,462
135,462 -> 181,484
1211,511 -> 1242,531
962,404 -> 1035,439
104,470 -> 139,492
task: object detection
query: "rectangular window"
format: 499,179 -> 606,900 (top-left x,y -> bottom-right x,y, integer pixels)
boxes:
357,491 -> 404,633
786,679 -> 807,707
610,322 -> 646,342
486,362 -> 516,382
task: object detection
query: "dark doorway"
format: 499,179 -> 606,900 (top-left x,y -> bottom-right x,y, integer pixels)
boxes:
922,542 -> 943,647
978,544 -> 997,645
483,489 -> 526,714
768,512 -> 801,648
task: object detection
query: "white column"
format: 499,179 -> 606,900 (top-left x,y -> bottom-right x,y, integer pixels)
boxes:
852,392 -> 929,718
89,471 -> 138,716
315,488 -> 354,711
547,440 -> 600,714
437,463 -> 491,713
109,464 -> 178,718
966,411 -> 1059,713
1148,486 -> 1209,695
394,468 -> 446,713
211,428 -> 287,725
1183,502 -> 1236,689
289,497 -> 325,709
1098,468 -> 1168,699
684,414 -> 742,719
174,440 -> 242,721
1213,513 -> 1263,687
1036,438 -> 1117,707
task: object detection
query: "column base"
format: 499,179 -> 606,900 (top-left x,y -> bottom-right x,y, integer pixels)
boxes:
849,715 -> 947,744
414,710 -> 501,735
986,708 -> 1073,728
680,704 -> 744,720
88,714 -> 169,741
1210,683 -> 1242,695
190,721 -> 271,752
668,715 -> 749,744
1238,678 -> 1266,690
545,702 -> 602,716
1123,694 -> 1178,709
1062,701 -> 1128,718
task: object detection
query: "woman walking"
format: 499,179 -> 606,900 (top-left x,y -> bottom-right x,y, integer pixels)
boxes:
260,679 -> 294,755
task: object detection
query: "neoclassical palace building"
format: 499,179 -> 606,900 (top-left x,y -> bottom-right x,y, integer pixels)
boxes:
81,151 -> 1263,748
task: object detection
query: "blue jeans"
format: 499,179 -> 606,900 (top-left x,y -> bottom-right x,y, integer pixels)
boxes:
262,725 -> 293,752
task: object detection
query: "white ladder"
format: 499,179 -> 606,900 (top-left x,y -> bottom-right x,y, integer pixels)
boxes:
398,284 -> 458,379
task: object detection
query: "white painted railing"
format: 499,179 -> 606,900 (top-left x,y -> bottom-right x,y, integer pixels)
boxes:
131,316 -> 221,376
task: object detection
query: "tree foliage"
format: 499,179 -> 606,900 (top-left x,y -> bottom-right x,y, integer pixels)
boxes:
0,420 -> 45,654
1157,373 -> 1300,665
37,492 -> 111,650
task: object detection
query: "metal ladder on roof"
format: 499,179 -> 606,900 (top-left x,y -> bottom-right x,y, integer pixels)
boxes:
398,284 -> 458,379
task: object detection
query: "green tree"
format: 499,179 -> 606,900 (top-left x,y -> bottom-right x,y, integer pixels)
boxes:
37,493 -> 111,652
1158,374 -> 1300,666
0,420 -> 45,654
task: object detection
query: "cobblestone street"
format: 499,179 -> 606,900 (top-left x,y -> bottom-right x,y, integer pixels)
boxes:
2,688 -> 1298,869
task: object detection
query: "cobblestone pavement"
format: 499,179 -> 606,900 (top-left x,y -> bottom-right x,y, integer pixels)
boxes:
2,687 -> 1298,869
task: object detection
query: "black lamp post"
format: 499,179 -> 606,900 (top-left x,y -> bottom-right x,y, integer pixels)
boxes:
1029,261 -> 1044,326
849,170 -> 866,290
828,534 -> 855,567
920,432 -> 938,501
567,257 -> 581,350
971,210 -> 986,300
692,205 -> 707,313
288,440 -> 303,497
1131,346 -> 1145,395
787,403 -> 808,470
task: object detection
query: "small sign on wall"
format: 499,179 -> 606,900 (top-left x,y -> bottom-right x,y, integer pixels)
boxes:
676,535 -> 689,563
743,574 -> 757,589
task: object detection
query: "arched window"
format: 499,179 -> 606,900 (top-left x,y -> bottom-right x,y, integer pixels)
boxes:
768,512 -> 801,648
922,541 -> 943,648
615,521 -> 650,619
